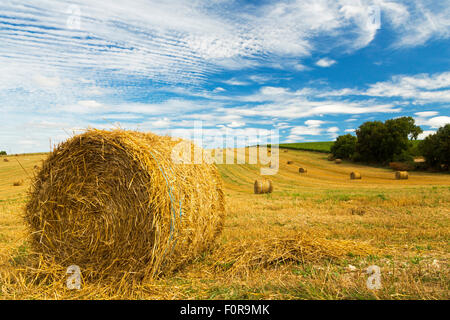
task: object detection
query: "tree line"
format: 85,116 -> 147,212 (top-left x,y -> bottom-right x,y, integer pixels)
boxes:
331,117 -> 449,170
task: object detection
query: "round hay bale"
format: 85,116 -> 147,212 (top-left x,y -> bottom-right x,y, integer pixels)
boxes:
25,129 -> 225,280
395,171 -> 408,180
254,179 -> 273,194
327,154 -> 334,161
283,150 -> 288,153
298,167 -> 307,173
287,160 -> 294,165
350,172 -> 361,179
3,158 -> 9,162
335,159 -> 342,164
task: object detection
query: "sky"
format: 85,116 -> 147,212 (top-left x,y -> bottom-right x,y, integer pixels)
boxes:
0,0 -> 449,153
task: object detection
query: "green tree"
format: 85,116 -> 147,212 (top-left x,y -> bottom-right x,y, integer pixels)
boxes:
330,134 -> 357,160
0,151 -> 6,155
355,117 -> 422,163
419,124 -> 450,169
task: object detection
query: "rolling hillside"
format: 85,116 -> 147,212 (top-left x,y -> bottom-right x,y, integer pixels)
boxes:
0,148 -> 449,299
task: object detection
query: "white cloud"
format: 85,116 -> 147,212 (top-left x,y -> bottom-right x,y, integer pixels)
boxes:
223,78 -> 249,86
316,58 -> 337,67
33,75 -> 61,88
318,71 -> 450,103
327,126 -> 339,133
414,111 -> 439,118
418,130 -> 436,140
293,63 -> 309,71
364,72 -> 450,102
260,86 -> 289,96
228,121 -> 246,128
393,1 -> 450,47
305,120 -> 326,127
416,116 -> 450,129
213,87 -> 226,93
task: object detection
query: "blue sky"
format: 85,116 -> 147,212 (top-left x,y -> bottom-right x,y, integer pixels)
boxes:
1,0 -> 449,153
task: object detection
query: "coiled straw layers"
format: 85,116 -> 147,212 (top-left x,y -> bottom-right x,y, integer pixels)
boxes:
25,129 -> 225,280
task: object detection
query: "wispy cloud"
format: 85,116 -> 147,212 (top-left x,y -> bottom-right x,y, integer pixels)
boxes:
316,58 -> 337,67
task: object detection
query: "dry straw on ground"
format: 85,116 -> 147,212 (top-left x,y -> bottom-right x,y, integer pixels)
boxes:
254,179 -> 273,194
335,159 -> 342,164
395,171 -> 409,180
350,172 -> 361,179
25,129 -> 225,282
298,167 -> 307,173
212,231 -> 375,275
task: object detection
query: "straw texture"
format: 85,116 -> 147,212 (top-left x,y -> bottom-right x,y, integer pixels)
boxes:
25,129 -> 225,280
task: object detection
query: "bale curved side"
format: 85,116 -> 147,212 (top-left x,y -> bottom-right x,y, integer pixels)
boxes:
25,129 -> 225,279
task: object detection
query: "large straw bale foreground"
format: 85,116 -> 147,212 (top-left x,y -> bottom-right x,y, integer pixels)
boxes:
25,129 -> 225,280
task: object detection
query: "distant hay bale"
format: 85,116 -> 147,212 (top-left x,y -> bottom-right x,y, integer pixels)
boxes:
335,159 -> 342,164
3,158 -> 9,162
254,179 -> 273,194
25,129 -> 225,280
298,167 -> 307,173
13,180 -> 23,186
395,171 -> 408,180
327,154 -> 334,161
350,172 -> 361,179
283,150 -> 288,153
287,160 -> 294,165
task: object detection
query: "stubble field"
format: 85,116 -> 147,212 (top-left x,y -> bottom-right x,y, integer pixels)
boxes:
0,148 -> 448,299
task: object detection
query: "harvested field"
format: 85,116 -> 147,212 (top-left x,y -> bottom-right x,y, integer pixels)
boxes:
0,147 -> 449,299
